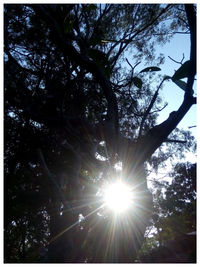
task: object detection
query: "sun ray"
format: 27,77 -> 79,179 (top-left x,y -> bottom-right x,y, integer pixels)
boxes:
47,203 -> 104,247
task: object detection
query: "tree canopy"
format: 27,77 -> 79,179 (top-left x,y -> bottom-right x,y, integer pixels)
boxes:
138,162 -> 196,263
4,4 -> 196,263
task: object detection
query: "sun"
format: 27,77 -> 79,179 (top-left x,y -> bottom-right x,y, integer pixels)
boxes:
103,181 -> 133,214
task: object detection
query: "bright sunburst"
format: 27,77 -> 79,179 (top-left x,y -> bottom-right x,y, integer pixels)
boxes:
103,181 -> 133,214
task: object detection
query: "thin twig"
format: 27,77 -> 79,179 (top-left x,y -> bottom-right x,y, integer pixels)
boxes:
149,103 -> 168,114
168,53 -> 185,65
138,77 -> 167,137
126,58 -> 141,72
165,139 -> 187,144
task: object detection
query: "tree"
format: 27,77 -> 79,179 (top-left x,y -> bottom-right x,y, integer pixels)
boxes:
4,4 -> 196,263
154,162 -> 196,241
138,162 -> 196,263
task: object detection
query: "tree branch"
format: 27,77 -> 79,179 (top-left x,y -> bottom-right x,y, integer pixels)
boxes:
137,4 -> 196,161
150,103 -> 168,114
165,139 -> 187,144
5,48 -> 40,76
168,54 -> 185,65
138,77 -> 167,137
29,4 -> 119,133
184,4 -> 196,98
109,5 -> 172,68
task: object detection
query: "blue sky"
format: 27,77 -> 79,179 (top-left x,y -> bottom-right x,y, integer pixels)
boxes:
145,32 -> 197,185
155,33 -> 196,138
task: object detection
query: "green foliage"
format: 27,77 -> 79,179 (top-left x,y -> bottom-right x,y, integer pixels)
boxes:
139,235 -> 159,255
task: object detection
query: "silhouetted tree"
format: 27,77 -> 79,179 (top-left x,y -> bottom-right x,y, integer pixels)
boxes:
4,4 -> 196,263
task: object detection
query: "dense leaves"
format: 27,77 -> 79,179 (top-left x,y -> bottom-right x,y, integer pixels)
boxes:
157,162 -> 196,236
138,162 -> 196,262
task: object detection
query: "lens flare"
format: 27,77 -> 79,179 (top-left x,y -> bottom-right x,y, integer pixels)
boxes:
104,181 -> 133,214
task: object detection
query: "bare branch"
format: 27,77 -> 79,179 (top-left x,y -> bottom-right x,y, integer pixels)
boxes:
165,139 -> 187,144
173,31 -> 190,34
168,53 -> 185,65
126,58 -> 141,72
138,77 -> 167,137
150,103 -> 168,114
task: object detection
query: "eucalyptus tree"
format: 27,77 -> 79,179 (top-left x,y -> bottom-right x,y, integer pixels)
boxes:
4,4 -> 196,262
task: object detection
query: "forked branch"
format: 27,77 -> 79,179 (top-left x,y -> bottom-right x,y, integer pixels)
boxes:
138,4 -> 196,161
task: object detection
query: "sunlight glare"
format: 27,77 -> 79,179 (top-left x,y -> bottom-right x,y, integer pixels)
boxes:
104,181 -> 133,214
